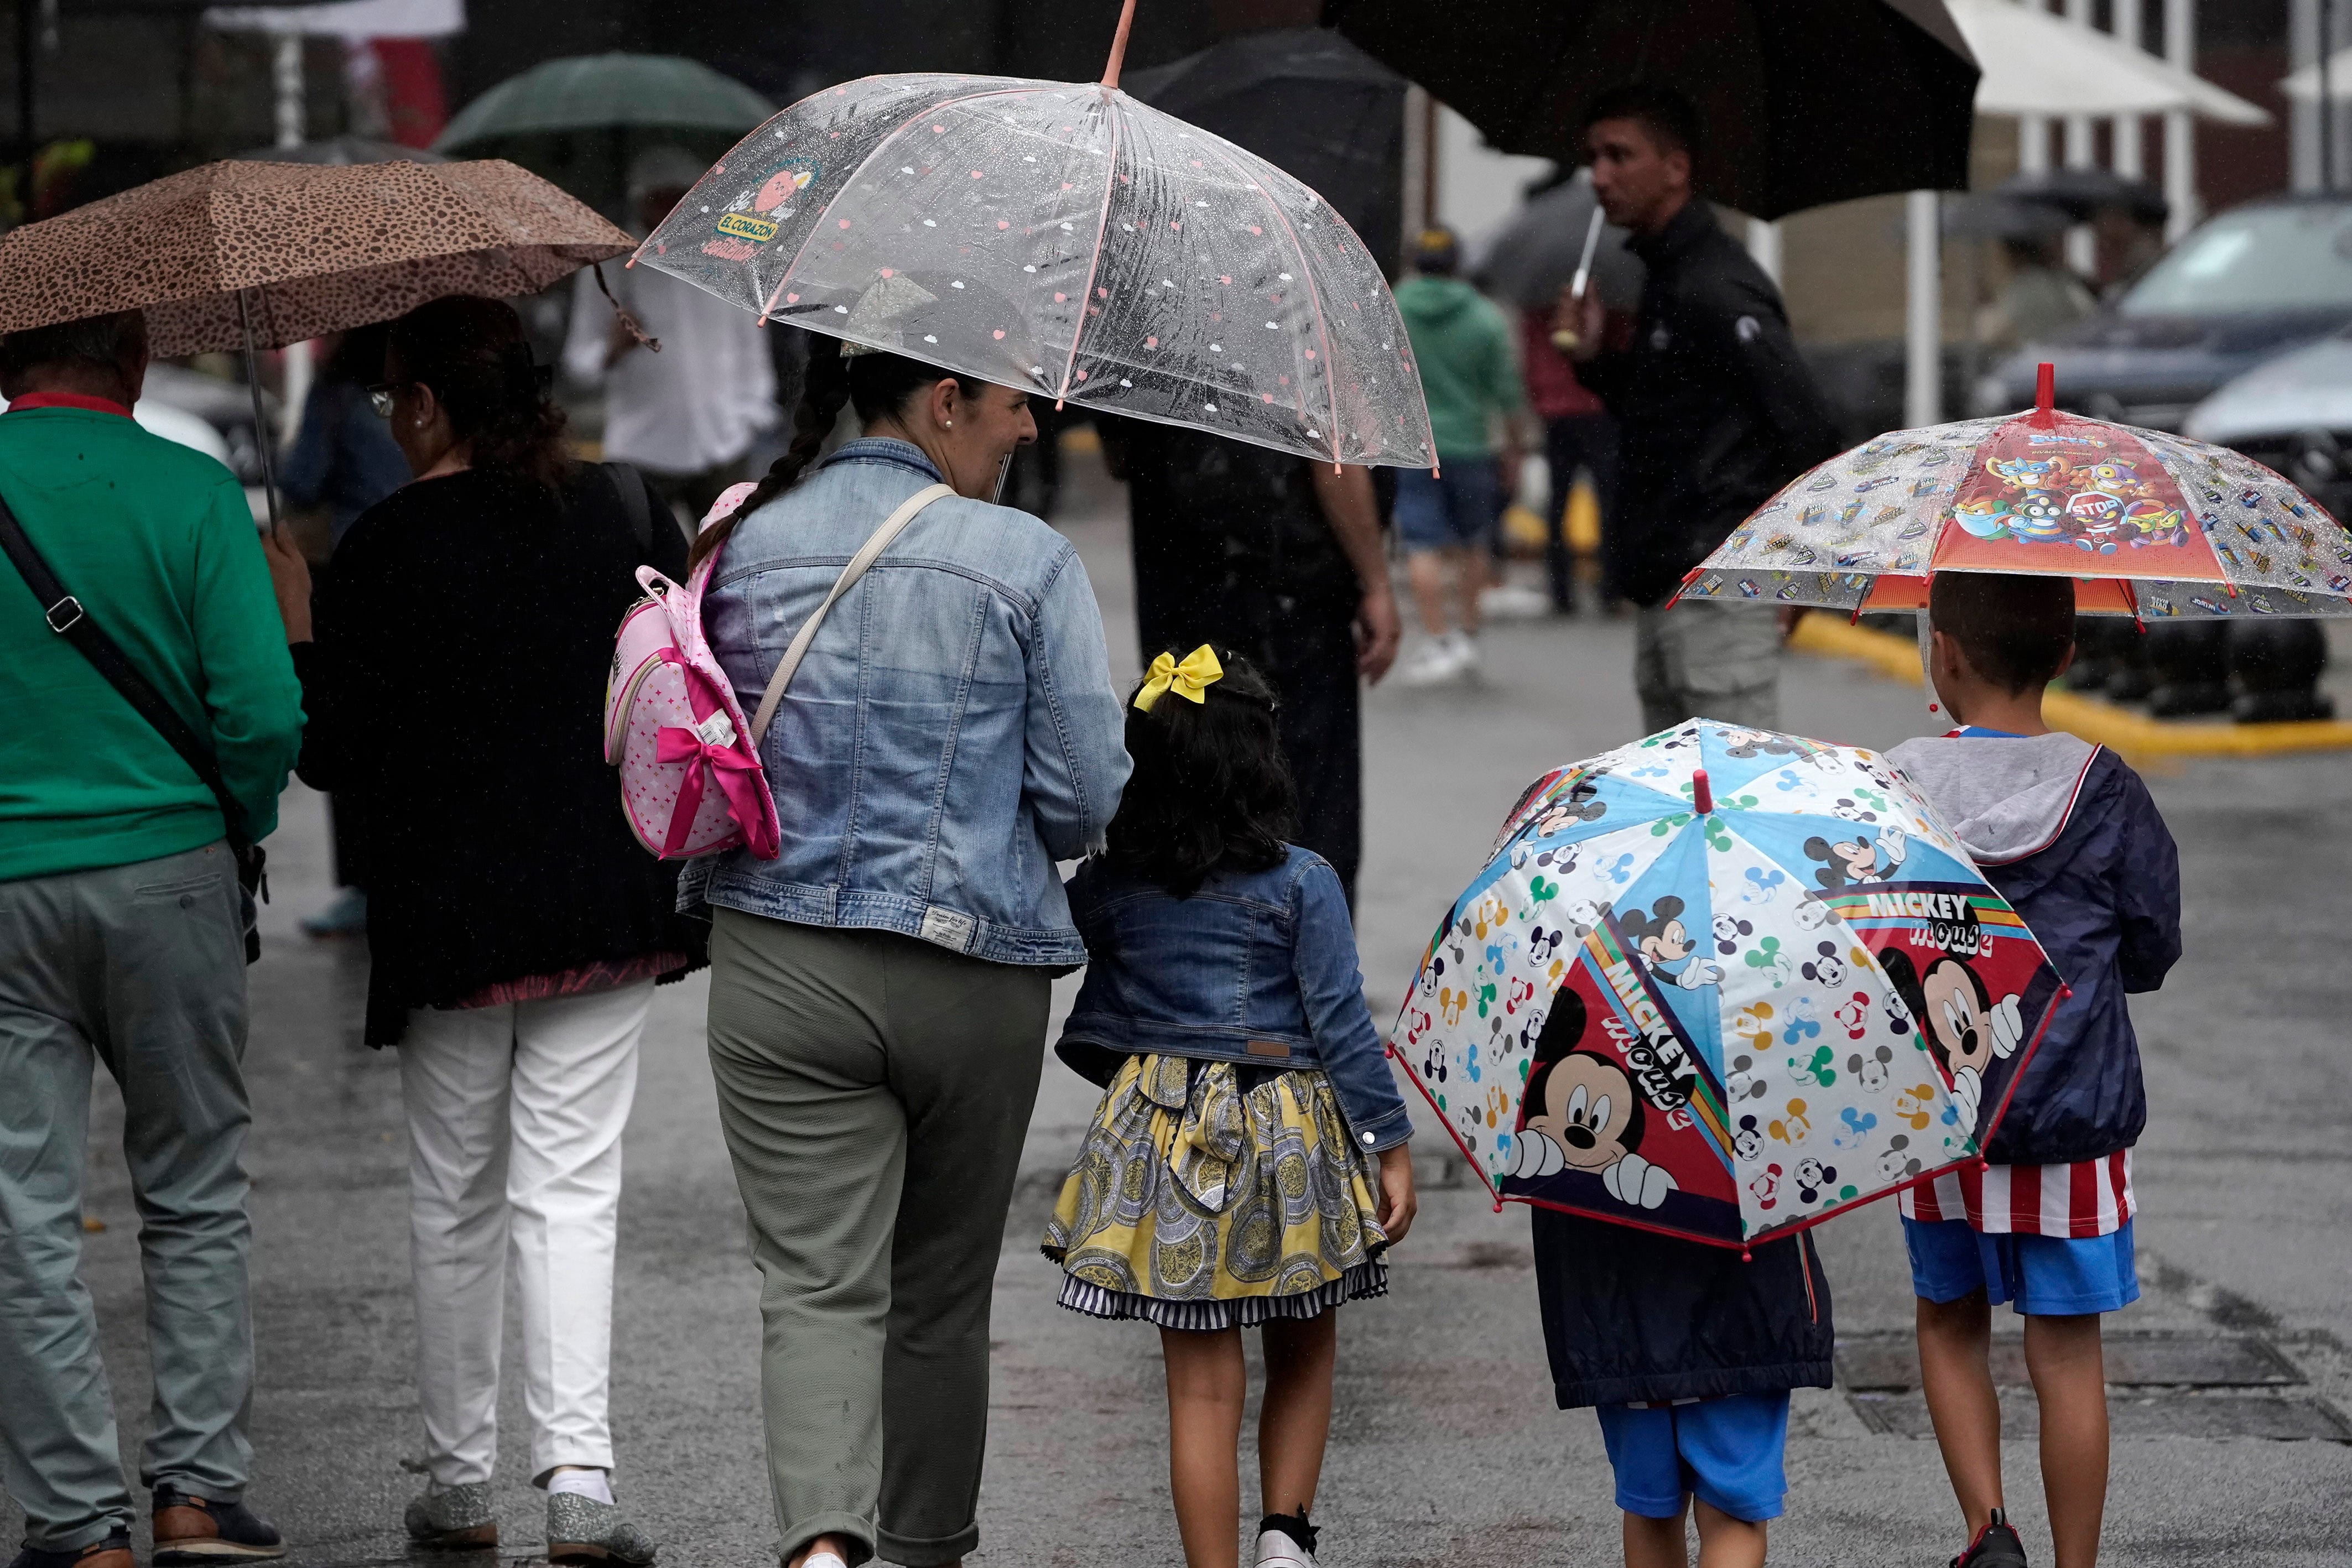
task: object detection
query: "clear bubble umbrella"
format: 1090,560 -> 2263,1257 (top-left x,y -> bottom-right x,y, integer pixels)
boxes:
628,0 -> 1435,471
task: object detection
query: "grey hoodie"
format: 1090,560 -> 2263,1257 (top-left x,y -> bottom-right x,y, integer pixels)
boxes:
1887,731 -> 2099,866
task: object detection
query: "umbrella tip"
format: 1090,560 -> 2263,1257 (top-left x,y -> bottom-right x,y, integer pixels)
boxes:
2033,361 -> 2056,425
1692,768 -> 1713,817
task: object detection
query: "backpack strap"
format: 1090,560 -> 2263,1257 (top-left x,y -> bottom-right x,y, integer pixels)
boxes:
0,488 -> 265,958
600,461 -> 655,553
750,482 -> 955,747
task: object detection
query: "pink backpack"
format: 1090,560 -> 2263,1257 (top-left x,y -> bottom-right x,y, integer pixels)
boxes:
604,480 -> 953,860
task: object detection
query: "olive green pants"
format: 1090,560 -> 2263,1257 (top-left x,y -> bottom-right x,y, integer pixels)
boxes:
705,909 -> 1050,1567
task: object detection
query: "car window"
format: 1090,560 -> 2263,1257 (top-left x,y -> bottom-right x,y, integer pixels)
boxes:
2121,204 -> 2352,315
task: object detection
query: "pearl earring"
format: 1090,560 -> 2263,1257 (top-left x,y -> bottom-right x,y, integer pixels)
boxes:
943,419 -> 953,428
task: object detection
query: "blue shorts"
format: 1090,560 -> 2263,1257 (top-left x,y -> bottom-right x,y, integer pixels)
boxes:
1902,1215 -> 2140,1316
1394,459 -> 1503,551
1593,1392 -> 1790,1523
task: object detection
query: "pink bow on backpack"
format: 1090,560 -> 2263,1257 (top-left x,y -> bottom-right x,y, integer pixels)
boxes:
651,697 -> 770,858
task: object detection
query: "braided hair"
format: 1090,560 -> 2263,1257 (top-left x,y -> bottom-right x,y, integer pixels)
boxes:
387,295 -> 570,491
685,336 -> 987,573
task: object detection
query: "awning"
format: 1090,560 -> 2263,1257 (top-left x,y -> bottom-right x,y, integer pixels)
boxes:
203,0 -> 462,38
2280,45 -> 2352,101
1944,0 -> 2268,124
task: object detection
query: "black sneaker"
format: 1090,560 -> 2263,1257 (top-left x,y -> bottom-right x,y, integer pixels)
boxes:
7,1535 -> 134,1568
151,1487 -> 287,1563
1953,1508 -> 2028,1568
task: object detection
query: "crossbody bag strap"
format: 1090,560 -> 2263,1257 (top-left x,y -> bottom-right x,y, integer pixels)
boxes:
750,482 -> 956,747
0,491 -> 256,864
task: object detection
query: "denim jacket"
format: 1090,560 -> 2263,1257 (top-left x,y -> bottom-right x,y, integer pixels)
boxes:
1058,846 -> 1414,1152
694,439 -> 1131,967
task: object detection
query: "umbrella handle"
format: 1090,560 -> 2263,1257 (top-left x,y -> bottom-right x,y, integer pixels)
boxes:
1918,609 -> 1945,723
236,290 -> 285,540
1100,0 -> 1138,89
1567,205 -> 1607,301
1552,208 -> 1610,354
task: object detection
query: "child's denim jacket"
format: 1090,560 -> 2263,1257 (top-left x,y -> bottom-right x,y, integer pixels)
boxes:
1057,845 -> 1414,1153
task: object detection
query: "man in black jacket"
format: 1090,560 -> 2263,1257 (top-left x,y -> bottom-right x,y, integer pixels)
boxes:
1570,85 -> 1842,734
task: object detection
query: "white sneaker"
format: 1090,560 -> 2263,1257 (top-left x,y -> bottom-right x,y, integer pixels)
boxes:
1399,637 -> 1465,686
1255,1526 -> 1317,1568
1479,581 -> 1552,619
1448,629 -> 1481,676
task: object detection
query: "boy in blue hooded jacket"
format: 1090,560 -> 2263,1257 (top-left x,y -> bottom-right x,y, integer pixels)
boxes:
1887,573 -> 2182,1568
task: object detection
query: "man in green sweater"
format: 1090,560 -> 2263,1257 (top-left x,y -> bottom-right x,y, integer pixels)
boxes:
0,310 -> 303,1568
1393,226 -> 1529,686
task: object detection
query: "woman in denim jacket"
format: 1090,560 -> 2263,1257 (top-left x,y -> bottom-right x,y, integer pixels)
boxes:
1042,646 -> 1416,1568
693,340 -> 1129,1568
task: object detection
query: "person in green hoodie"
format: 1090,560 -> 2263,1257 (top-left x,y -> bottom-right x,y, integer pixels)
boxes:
0,309 -> 303,1568
1392,226 -> 1528,686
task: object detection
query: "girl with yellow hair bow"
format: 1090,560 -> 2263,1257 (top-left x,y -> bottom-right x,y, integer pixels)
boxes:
1041,645 -> 1417,1568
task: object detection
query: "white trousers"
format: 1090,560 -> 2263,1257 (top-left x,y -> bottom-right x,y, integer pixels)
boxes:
397,981 -> 654,1488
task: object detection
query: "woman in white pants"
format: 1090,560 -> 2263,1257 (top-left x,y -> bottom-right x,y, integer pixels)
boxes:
266,294 -> 703,1563
399,986 -> 651,1532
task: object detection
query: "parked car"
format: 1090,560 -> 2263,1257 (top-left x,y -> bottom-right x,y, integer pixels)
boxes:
1973,194 -> 2352,431
140,361 -> 272,486
2138,334 -> 2349,725
2183,325 -> 2352,522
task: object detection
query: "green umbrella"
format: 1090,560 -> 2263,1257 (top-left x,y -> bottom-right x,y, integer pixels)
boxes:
435,54 -> 774,148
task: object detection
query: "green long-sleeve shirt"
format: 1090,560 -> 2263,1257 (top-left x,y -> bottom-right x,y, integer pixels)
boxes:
0,404 -> 305,883
1395,274 -> 1526,464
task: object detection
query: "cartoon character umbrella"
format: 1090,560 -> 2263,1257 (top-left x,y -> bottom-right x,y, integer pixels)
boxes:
1678,363 -> 2352,623
628,0 -> 1434,470
1390,720 -> 2067,1251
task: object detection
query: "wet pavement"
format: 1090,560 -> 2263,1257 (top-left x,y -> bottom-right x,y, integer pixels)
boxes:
11,445 -> 2349,1567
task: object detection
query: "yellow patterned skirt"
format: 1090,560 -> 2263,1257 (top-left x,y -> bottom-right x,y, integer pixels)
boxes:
1042,1053 -> 1390,1330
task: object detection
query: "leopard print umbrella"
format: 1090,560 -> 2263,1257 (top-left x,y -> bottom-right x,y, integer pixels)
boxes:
0,158 -> 633,357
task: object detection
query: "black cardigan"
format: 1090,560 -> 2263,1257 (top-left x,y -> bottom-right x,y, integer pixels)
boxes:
293,464 -> 707,1046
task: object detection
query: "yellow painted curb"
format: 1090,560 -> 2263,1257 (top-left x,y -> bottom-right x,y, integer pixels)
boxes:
1787,614 -> 2352,759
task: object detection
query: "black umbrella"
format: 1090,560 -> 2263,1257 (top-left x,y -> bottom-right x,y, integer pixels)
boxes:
1473,171 -> 1646,311
1121,25 -> 1407,274
1940,192 -> 2069,244
1322,0 -> 1979,221
1996,168 -> 2168,225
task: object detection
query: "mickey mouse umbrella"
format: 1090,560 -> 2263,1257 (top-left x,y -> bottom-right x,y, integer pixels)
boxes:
1390,719 -> 2065,1249
628,0 -> 1435,470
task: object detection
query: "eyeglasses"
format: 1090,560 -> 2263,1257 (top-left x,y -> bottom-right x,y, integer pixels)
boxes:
365,382 -> 412,418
